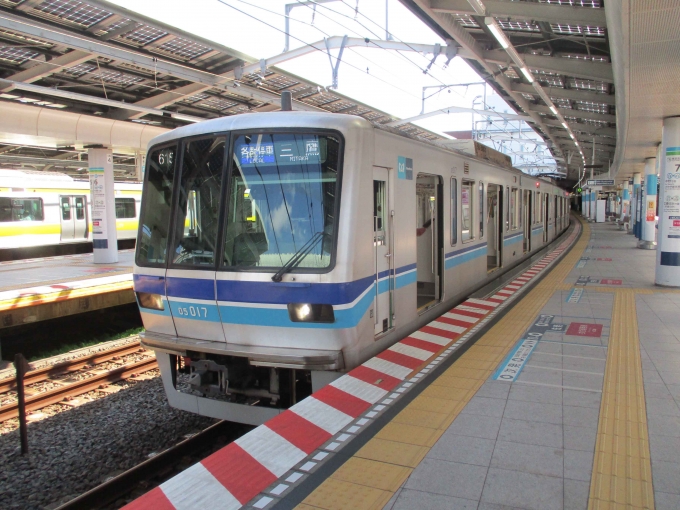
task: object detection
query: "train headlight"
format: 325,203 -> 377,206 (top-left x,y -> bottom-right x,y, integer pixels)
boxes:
136,292 -> 164,311
287,303 -> 335,323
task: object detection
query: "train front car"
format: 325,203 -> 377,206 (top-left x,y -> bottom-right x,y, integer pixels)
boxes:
133,113 -> 372,425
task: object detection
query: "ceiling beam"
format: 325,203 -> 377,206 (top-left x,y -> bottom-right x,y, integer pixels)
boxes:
531,104 -> 616,123
542,118 -> 616,137
511,83 -> 615,105
429,0 -> 607,26
0,49 -> 92,92
481,50 -> 613,82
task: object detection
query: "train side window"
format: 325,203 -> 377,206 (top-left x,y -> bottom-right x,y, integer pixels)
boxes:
451,177 -> 457,245
75,197 -> 85,220
537,192 -> 542,222
0,197 -> 43,222
115,198 -> 136,219
479,181 -> 484,238
61,197 -> 71,221
137,144 -> 177,266
461,179 -> 474,242
510,187 -> 519,229
171,136 -> 226,267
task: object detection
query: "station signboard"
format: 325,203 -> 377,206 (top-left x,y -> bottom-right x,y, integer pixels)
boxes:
586,179 -> 615,186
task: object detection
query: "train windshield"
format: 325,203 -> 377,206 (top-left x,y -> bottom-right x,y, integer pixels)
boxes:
223,133 -> 341,270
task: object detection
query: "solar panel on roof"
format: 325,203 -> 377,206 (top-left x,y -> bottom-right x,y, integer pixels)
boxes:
63,61 -> 97,77
118,25 -> 167,46
33,0 -> 112,28
0,46 -> 40,64
90,69 -> 144,86
156,37 -> 212,60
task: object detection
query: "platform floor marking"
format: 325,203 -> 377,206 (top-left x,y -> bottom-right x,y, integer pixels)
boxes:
588,289 -> 654,509
296,220 -> 586,510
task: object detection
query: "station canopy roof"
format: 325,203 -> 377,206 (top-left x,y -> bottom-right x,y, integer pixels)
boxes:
401,0 -> 615,185
0,0 -> 445,180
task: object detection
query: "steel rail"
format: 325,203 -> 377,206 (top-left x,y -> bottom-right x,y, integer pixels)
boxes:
0,356 -> 157,422
55,420 -> 247,510
0,341 -> 146,394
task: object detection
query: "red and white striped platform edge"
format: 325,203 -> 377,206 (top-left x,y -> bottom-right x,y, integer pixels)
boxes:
125,222 -> 581,510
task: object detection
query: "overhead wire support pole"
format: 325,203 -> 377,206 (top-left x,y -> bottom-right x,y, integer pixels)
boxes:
325,35 -> 348,89
284,0 -> 341,52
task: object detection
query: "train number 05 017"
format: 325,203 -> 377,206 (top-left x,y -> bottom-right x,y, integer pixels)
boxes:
176,306 -> 208,318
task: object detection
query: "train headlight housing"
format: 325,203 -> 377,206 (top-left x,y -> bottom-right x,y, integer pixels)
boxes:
136,292 -> 164,311
287,303 -> 335,323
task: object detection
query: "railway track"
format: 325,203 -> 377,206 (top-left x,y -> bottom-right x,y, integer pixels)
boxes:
56,420 -> 249,510
0,341 -> 158,422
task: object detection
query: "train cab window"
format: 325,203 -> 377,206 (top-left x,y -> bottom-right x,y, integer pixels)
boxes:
223,133 -> 341,271
510,187 -> 519,229
451,178 -> 457,245
0,197 -> 43,222
137,144 -> 177,266
171,136 -> 226,267
461,179 -> 474,242
479,181 -> 484,238
61,197 -> 71,221
115,198 -> 136,219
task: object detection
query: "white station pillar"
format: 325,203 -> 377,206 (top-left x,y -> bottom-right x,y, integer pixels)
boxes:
630,173 -> 641,234
639,157 -> 658,249
88,148 -> 118,263
656,116 -> 680,286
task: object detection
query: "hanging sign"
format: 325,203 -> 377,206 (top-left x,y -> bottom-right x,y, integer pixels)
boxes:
586,179 -> 614,186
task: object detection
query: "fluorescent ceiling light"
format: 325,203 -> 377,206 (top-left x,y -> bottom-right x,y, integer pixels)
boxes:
549,106 -> 558,115
520,67 -> 534,83
562,122 -> 569,129
485,18 -> 510,49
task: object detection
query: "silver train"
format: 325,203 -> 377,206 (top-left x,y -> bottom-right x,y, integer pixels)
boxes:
133,112 -> 570,425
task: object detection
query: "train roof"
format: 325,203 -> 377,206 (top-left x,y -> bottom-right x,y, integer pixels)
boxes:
148,111 -> 559,190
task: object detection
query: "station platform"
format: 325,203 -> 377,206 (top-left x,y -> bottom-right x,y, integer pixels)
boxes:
0,250 -> 135,329
126,216 -> 680,510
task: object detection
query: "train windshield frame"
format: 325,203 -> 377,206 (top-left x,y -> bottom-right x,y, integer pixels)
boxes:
135,129 -> 344,273
221,130 -> 343,273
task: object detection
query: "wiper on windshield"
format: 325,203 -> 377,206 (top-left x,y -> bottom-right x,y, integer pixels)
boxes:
271,232 -> 326,282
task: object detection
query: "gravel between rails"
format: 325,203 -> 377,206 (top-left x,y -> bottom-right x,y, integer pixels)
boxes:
0,374 -> 218,510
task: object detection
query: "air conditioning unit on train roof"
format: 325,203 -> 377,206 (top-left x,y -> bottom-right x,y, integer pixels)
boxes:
441,139 -> 512,170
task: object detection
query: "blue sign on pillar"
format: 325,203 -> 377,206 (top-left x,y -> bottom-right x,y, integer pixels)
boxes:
397,156 -> 413,180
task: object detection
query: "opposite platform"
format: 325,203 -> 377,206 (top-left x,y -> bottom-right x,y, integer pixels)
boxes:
0,250 -> 134,328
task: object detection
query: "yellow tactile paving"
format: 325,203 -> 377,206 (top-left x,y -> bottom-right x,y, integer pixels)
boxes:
588,289 -> 655,509
297,218 -> 651,510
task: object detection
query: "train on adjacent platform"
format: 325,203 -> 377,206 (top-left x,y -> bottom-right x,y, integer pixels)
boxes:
133,111 -> 570,425
0,169 -> 142,250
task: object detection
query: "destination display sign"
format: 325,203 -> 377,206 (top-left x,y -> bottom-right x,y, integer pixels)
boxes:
586,179 -> 615,186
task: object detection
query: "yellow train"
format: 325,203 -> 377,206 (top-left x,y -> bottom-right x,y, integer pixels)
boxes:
0,169 -> 142,250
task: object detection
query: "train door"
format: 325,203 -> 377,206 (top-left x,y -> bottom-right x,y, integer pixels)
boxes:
487,184 -> 502,271
416,173 -> 442,311
373,167 -> 394,335
522,189 -> 531,253
543,194 -> 550,243
59,195 -> 88,241
553,196 -> 558,236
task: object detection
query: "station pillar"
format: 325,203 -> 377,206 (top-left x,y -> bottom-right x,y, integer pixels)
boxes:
88,148 -> 118,264
630,173 -> 641,234
639,157 -> 658,249
656,116 -> 680,286
590,189 -> 597,221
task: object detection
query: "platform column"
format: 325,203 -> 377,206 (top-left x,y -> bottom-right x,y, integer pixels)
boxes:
88,148 -> 118,264
590,189 -> 597,221
639,157 -> 658,249
656,116 -> 680,286
630,173 -> 641,234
